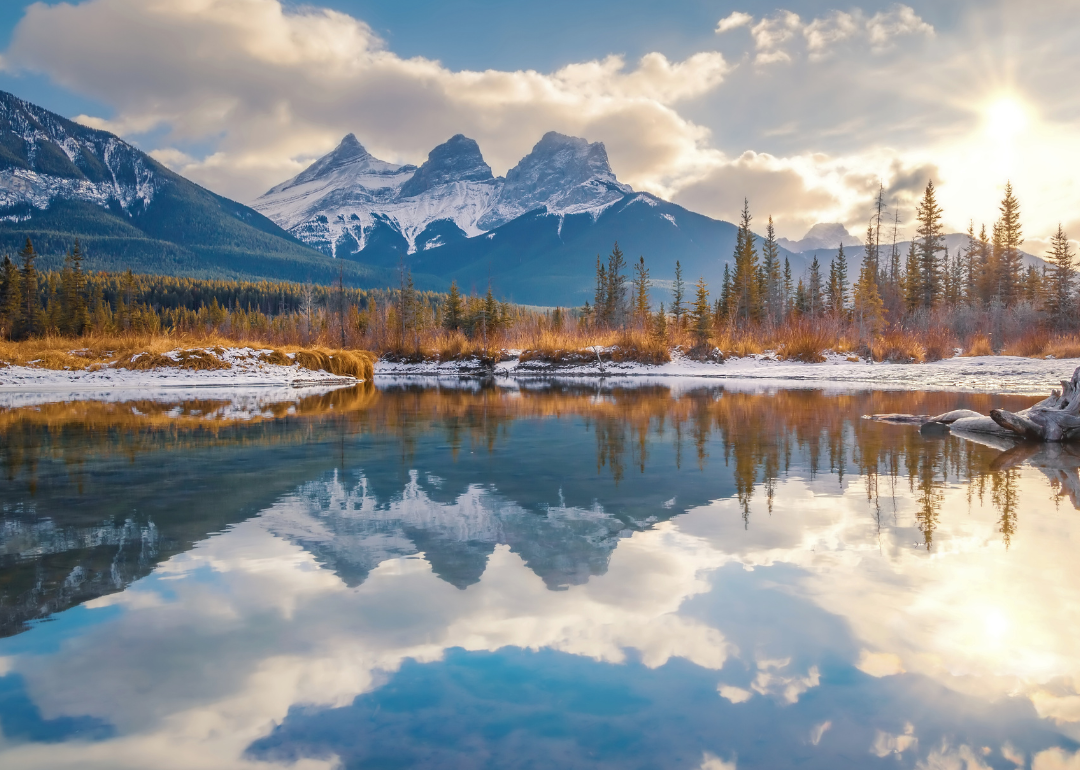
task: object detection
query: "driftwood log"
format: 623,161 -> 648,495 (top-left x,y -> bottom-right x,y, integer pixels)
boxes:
867,365 -> 1080,443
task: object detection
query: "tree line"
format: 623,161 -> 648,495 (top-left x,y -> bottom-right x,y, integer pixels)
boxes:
583,180 -> 1078,348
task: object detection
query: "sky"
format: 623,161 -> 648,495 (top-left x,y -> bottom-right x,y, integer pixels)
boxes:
0,0 -> 1078,249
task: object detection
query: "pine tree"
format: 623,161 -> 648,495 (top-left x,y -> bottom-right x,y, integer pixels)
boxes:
975,223 -> 995,304
948,247 -> 964,306
481,284 -> 499,346
863,221 -> 879,288
731,198 -> 760,323
853,249 -> 885,340
914,180 -> 946,309
903,239 -> 921,312
690,277 -> 711,345
794,278 -> 809,315
998,182 -> 1023,306
16,238 -> 43,339
782,257 -> 793,320
605,242 -> 627,327
0,255 -> 21,339
632,256 -> 651,329
958,222 -> 973,304
671,260 -> 685,331
61,240 -> 90,335
718,263 -> 732,319
807,256 -> 823,317
761,216 -> 781,324
594,255 -> 607,327
873,184 -> 886,275
652,302 -> 667,341
443,279 -> 464,331
826,244 -> 848,315
45,274 -> 61,333
1022,265 -> 1042,305
1046,223 -> 1076,328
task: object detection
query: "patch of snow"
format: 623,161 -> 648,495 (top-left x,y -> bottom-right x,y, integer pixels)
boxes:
0,346 -> 362,398
661,213 -> 677,226
375,353 -> 1080,396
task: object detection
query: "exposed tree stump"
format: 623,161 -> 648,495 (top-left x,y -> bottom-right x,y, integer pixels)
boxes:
865,365 -> 1080,443
990,365 -> 1080,442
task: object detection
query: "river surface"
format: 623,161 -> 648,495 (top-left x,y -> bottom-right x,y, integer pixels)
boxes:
1,379 -> 1079,770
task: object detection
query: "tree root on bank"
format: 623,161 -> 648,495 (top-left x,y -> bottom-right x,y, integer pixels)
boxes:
865,365 -> 1080,443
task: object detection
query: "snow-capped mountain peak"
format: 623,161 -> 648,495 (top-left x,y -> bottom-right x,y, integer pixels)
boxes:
0,90 -> 161,217
399,134 -> 496,198
265,134 -> 410,197
478,132 -> 632,229
254,130 -> 636,260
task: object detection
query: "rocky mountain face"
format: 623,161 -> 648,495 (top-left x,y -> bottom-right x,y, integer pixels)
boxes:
0,90 -> 159,216
0,90 -> 393,287
253,129 -> 804,305
253,131 -> 634,262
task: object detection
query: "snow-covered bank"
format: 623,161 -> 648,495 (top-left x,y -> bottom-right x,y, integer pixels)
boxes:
375,352 -> 1080,396
0,383 -> 361,413
0,347 -> 359,395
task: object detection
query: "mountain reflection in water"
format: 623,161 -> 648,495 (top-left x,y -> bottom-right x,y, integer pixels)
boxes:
0,380 -> 1078,770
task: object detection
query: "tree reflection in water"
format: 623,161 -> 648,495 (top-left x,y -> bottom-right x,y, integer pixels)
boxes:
0,379 -> 1071,635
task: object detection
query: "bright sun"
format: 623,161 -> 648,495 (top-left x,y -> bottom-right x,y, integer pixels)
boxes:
985,97 -> 1029,140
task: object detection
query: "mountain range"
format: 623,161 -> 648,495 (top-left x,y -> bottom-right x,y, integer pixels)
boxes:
253,131 -> 817,306
0,90 -> 424,288
0,89 -> 1046,306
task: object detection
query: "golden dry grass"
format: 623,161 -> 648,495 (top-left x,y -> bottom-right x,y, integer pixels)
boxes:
874,330 -> 926,363
1044,335 -> 1080,359
517,328 -> 670,365
0,333 -> 375,380
963,333 -> 994,357
1003,331 -> 1050,358
774,324 -> 830,363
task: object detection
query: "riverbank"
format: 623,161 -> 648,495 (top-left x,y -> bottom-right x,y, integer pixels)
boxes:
376,350 -> 1080,395
0,345 -> 369,392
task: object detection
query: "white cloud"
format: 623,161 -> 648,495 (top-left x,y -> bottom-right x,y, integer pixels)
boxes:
856,649 -> 905,677
715,11 -> 753,35
2,0 -> 728,203
6,0 -> 1080,244
717,684 -> 752,703
699,753 -> 738,770
804,11 -> 861,60
810,720 -> 832,746
871,724 -> 917,758
867,5 -> 935,50
740,5 -> 934,66
751,11 -> 804,65
1034,747 -> 1080,770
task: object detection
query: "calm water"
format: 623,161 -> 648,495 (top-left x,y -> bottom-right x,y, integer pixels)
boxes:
1,380 -> 1079,770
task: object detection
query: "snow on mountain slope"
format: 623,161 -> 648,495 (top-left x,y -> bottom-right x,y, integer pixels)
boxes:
478,131 -> 632,230
253,133 -> 503,257
254,131 -> 633,259
0,91 -> 159,216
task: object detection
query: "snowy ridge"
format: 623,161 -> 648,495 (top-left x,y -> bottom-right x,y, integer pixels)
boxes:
254,131 -> 634,258
0,91 -> 161,215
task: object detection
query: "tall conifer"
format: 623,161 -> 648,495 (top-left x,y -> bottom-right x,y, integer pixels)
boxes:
914,181 -> 945,309
1046,224 -> 1076,328
671,260 -> 685,331
731,199 -> 760,322
0,255 -> 21,339
998,182 -> 1023,306
16,238 -> 43,339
